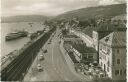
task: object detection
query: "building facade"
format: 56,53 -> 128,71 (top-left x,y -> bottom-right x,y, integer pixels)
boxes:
70,43 -> 97,64
70,29 -> 93,47
99,31 -> 126,80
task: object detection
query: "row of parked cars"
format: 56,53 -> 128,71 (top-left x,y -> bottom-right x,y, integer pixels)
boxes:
36,31 -> 54,72
36,49 -> 48,72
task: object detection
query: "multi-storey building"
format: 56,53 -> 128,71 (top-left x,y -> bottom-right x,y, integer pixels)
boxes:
92,22 -> 126,63
99,31 -> 126,80
92,23 -> 113,51
70,43 -> 97,64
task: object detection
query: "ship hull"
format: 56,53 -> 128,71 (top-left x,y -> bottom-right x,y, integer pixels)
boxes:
5,32 -> 28,41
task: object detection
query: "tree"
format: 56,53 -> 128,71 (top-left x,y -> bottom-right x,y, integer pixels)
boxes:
61,29 -> 69,36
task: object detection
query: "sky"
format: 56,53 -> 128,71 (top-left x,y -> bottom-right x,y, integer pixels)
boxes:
1,0 -> 126,17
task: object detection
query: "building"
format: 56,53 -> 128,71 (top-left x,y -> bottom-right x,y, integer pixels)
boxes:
70,29 -> 94,47
99,31 -> 126,80
62,33 -> 97,64
63,39 -> 83,64
92,23 -> 114,51
93,20 -> 127,50
62,33 -> 84,44
70,43 -> 97,64
92,22 -> 126,64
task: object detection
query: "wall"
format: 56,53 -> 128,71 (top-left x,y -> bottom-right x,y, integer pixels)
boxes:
99,43 -> 113,78
112,47 -> 126,80
70,30 -> 93,47
92,31 -> 99,51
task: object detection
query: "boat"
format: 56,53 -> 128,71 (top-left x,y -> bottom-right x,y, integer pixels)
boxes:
5,31 -> 28,41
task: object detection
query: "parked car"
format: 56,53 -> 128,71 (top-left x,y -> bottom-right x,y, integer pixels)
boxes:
37,64 -> 44,72
48,42 -> 51,44
43,49 -> 47,53
38,55 -> 44,60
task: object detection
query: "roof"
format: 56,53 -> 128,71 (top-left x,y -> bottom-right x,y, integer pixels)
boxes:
63,35 -> 83,44
63,43 -> 71,51
82,26 -> 94,38
64,34 -> 79,38
100,31 -> 126,47
68,51 -> 79,63
89,22 -> 126,39
71,43 -> 97,53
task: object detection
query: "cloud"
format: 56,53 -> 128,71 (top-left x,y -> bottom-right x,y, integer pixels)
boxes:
13,2 -> 68,16
99,0 -> 126,5
1,0 -> 126,16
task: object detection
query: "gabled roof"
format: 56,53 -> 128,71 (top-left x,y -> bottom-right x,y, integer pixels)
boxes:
64,34 -> 79,38
100,31 -> 126,47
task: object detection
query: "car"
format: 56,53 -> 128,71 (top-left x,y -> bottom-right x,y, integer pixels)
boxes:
37,64 -> 43,72
59,41 -> 61,44
43,49 -> 47,53
48,42 -> 51,44
38,55 -> 44,60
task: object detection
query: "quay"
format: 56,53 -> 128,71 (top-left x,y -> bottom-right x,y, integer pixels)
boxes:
1,27 -> 56,81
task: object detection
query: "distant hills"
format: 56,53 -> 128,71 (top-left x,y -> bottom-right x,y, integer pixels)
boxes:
1,15 -> 52,23
1,4 -> 126,23
55,3 -> 126,21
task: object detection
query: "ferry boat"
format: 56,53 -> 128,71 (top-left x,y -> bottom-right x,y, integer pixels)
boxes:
5,31 -> 28,41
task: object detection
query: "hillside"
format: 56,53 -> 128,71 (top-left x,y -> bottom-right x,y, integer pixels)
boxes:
1,15 -> 51,23
55,3 -> 126,21
111,14 -> 126,20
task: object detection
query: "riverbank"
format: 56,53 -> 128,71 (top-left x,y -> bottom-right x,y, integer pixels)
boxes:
1,22 -> 45,57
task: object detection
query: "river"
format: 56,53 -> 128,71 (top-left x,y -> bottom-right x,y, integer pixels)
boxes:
1,22 -> 45,57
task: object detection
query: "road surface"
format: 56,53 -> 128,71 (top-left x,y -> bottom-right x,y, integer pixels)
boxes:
24,28 -> 92,81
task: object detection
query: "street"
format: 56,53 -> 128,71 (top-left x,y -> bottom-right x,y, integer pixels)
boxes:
24,28 -> 92,81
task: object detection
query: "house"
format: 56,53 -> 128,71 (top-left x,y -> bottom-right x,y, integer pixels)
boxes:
70,29 -> 94,47
63,41 -> 81,64
62,33 -> 97,64
62,33 -> 84,45
92,23 -> 114,51
70,43 -> 97,64
99,31 -> 126,80
93,20 -> 127,50
62,34 -> 85,63
92,22 -> 126,63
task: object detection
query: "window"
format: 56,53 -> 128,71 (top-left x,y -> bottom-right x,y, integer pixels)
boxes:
117,49 -> 120,53
107,67 -> 109,72
124,69 -> 126,75
88,56 -> 93,59
120,70 -> 122,75
105,37 -> 109,42
100,45 -> 102,50
117,59 -> 120,64
107,48 -> 110,55
101,62 -> 102,66
107,61 -> 110,67
115,70 -> 119,75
